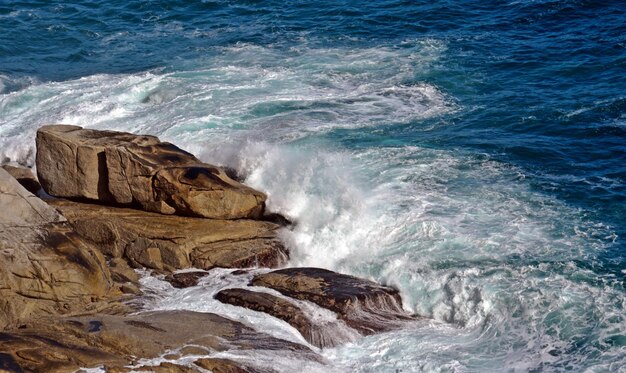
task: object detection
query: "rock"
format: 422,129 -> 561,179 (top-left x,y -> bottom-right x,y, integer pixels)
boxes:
262,212 -> 294,228
109,258 -> 141,284
215,288 -> 355,348
48,199 -> 288,272
1,165 -> 42,195
0,330 -> 125,373
178,346 -> 210,356
252,268 -> 414,335
194,358 -> 269,373
119,283 -> 141,295
36,125 -> 266,219
140,362 -> 200,373
0,168 -> 112,330
0,167 -> 63,226
164,271 -> 208,288
0,310 -> 317,372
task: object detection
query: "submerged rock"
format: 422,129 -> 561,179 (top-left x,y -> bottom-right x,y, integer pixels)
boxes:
48,198 -> 288,272
0,168 -> 113,330
215,288 -> 356,348
252,268 -> 414,334
36,125 -> 266,219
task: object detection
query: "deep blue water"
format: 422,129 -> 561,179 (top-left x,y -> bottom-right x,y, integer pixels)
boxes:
1,0 -> 624,371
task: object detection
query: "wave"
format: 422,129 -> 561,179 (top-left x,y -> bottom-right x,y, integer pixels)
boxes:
0,39 -> 451,165
1,39 -> 623,371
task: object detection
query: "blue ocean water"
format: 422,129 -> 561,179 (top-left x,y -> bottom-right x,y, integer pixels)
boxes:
1,0 -> 624,371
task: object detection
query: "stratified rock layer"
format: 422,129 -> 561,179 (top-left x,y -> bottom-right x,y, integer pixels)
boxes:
48,199 -> 288,272
0,310 -> 315,372
0,168 -> 112,330
36,125 -> 266,219
252,268 -> 414,334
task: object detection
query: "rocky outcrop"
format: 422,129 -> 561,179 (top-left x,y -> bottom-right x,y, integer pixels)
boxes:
0,125 -> 417,372
194,358 -> 269,373
0,168 -> 113,330
1,165 -> 41,195
252,268 -> 414,334
0,310 -> 316,372
48,199 -> 288,272
215,288 -> 355,348
36,125 -> 266,219
164,271 -> 208,288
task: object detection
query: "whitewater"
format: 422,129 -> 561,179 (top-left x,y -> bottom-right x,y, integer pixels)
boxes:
1,1 -> 624,371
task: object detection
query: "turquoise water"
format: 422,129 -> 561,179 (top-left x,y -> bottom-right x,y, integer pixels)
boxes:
0,1 -> 624,371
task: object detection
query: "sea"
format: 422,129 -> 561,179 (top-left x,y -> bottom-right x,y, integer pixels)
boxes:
0,1 -> 624,372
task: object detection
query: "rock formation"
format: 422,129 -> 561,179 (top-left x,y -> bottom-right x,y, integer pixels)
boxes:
1,310 -> 315,372
0,126 -> 415,372
252,267 -> 414,334
0,168 -> 112,330
36,125 -> 266,219
47,198 -> 288,272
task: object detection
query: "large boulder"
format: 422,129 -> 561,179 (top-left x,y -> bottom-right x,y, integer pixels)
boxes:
0,168 -> 112,330
0,310 -> 316,372
36,125 -> 266,219
252,268 -> 415,335
48,199 -> 288,272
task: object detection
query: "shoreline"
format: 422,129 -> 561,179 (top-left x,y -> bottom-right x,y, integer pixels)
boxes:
0,125 -> 414,372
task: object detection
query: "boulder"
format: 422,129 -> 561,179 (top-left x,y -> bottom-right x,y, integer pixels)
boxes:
252,268 -> 414,335
1,165 -> 41,195
194,358 -> 269,373
164,271 -> 208,288
0,310 -> 317,372
47,199 -> 288,272
36,125 -> 266,219
0,168 -> 112,330
215,288 -> 356,348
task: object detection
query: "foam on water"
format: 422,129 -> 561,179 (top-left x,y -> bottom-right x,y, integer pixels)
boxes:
136,268 -> 357,372
206,141 -> 623,370
1,39 -> 624,371
0,39 -> 450,164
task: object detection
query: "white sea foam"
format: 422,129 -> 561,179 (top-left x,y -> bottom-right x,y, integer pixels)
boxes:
0,39 -> 451,165
1,40 -> 623,371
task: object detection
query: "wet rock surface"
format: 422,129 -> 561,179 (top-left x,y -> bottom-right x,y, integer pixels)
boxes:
164,271 -> 208,288
252,267 -> 415,334
0,310 -> 316,373
194,357 -> 271,373
216,288 -> 321,347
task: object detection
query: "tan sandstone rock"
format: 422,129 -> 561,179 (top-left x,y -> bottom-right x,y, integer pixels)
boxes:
0,310 -> 316,372
1,165 -> 42,195
252,268 -> 415,335
36,125 -> 266,219
47,199 -> 288,272
194,358 -> 269,373
0,168 -> 113,330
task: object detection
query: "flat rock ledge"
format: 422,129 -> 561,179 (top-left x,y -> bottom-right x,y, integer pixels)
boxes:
0,125 -> 415,372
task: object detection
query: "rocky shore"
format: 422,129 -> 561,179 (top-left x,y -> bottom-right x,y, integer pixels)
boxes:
0,125 -> 415,372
